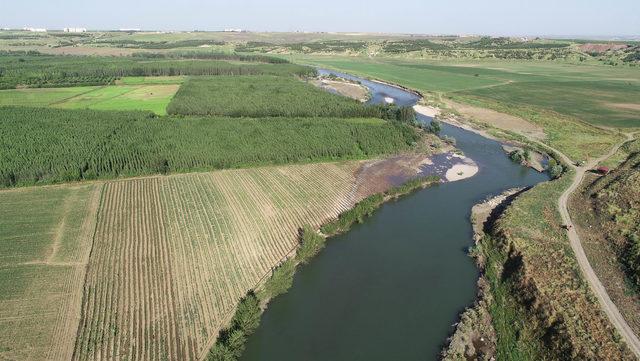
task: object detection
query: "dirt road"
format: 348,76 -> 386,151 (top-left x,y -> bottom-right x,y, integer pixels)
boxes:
557,133 -> 640,358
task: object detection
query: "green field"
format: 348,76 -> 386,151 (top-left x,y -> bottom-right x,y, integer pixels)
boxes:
167,75 -> 375,117
0,84 -> 180,115
0,86 -> 99,107
295,55 -> 640,128
0,106 -> 418,187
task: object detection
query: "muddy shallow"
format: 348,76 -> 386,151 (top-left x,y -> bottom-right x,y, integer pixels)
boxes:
240,70 -> 549,361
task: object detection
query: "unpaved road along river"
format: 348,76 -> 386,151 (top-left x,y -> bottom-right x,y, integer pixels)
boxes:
240,70 -> 549,361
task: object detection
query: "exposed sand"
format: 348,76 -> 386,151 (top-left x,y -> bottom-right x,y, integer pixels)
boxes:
446,155 -> 479,181
413,104 -> 440,117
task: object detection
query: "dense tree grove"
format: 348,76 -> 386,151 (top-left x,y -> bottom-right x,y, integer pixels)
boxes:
0,107 -> 419,187
0,53 -> 313,89
167,75 -> 417,120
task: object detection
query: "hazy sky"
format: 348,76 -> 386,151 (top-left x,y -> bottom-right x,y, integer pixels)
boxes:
2,0 -> 639,36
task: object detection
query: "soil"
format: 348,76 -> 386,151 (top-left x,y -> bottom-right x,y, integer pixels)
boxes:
311,78 -> 370,102
442,98 -> 546,141
579,44 -> 629,53
604,103 -> 640,112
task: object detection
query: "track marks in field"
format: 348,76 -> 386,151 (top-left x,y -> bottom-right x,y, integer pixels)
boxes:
73,162 -> 362,360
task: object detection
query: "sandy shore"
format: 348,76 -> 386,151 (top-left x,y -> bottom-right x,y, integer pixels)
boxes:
413,104 -> 440,118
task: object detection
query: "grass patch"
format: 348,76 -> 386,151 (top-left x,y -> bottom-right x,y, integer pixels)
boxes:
0,86 -> 99,107
461,80 -> 640,128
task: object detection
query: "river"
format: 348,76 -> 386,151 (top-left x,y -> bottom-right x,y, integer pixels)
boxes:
240,70 -> 549,360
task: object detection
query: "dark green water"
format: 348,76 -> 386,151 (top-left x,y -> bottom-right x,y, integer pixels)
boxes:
240,71 -> 548,361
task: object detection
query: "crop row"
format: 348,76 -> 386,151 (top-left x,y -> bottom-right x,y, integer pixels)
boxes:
73,162 -> 362,360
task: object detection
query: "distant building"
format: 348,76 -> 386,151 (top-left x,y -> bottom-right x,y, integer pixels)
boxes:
224,28 -> 245,32
64,27 -> 87,33
23,27 -> 47,32
119,28 -> 141,32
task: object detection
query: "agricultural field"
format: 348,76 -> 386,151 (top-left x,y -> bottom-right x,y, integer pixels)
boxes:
0,52 -> 312,89
0,83 -> 180,114
295,55 -> 638,159
0,86 -> 99,107
0,107 -> 417,187
0,183 -> 102,361
71,162 -> 364,360
166,75 -> 375,117
0,160 -> 385,360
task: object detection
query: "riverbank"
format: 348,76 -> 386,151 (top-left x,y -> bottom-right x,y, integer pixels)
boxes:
442,189 -> 524,361
237,68 -> 547,361
207,174 -> 444,360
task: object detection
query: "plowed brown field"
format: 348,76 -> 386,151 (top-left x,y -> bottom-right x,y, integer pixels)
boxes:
72,162 -> 363,361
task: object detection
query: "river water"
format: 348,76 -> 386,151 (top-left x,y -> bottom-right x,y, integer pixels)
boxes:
240,70 -> 548,361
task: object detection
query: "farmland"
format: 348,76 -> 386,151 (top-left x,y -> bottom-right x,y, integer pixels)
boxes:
0,52 -> 312,89
0,83 -> 180,114
294,55 -> 637,159
71,162 -> 363,360
0,183 -> 102,361
1,30 -> 639,361
167,75 -> 376,118
0,107 -> 417,187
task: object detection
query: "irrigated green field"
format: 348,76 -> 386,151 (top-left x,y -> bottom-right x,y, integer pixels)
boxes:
0,84 -> 180,114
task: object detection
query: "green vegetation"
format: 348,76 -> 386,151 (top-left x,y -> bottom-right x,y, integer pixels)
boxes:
475,236 -> 546,360
0,84 -> 179,115
0,52 -> 313,89
0,86 -> 99,107
295,226 -> 326,264
167,75 -> 376,118
492,171 -> 632,359
460,80 -> 640,128
0,106 -> 418,187
208,291 -> 262,361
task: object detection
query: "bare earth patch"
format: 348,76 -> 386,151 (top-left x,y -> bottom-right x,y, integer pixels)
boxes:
311,78 -> 370,102
443,98 -> 546,141
604,103 -> 640,112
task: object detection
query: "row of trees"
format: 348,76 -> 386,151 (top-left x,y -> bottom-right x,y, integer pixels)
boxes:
0,106 -> 418,187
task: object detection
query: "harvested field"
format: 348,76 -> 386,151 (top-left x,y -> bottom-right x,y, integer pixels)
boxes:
0,184 -> 102,361
73,162 -> 367,361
